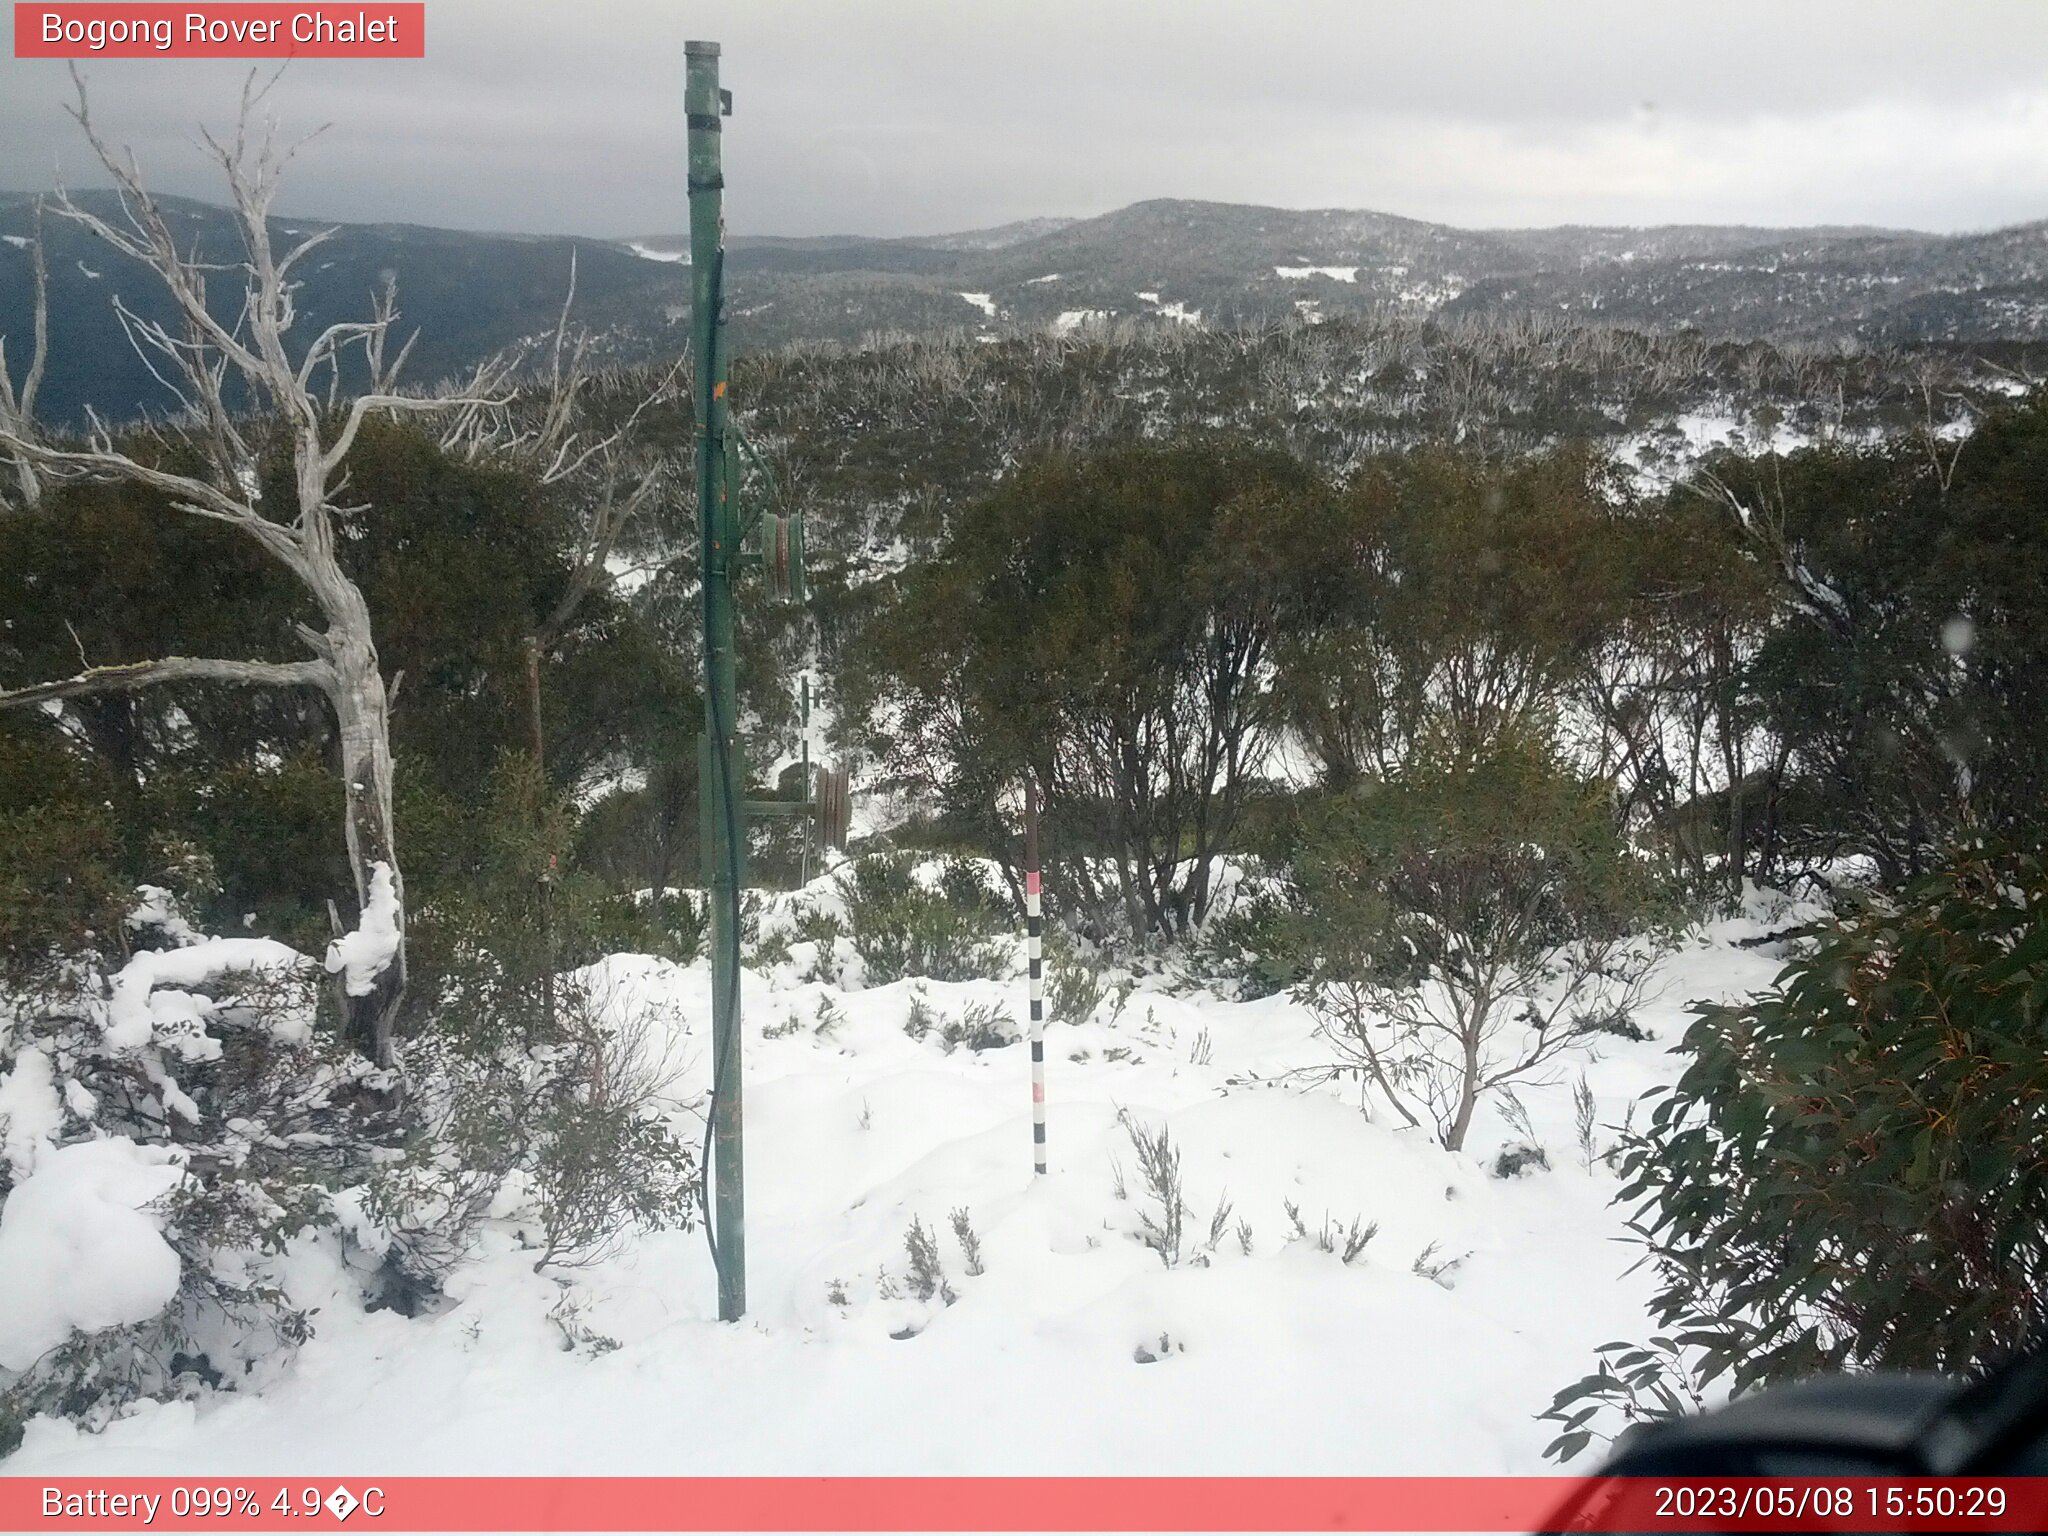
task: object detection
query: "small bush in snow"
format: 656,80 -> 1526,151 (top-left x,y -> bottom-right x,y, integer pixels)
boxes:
949,1207 -> 985,1276
1041,926 -> 1108,1023
1492,1090 -> 1550,1176
544,1286 -> 620,1356
791,906 -> 846,984
1285,740 -> 1670,1151
903,1216 -> 956,1305
1284,1200 -> 1378,1263
527,993 -> 696,1271
360,977 -> 697,1289
745,928 -> 794,971
838,854 -> 1006,986
1491,1144 -> 1550,1179
939,1001 -> 1018,1054
1183,887 -> 1303,1000
1572,1076 -> 1599,1172
0,897 -> 382,1453
1411,1240 -> 1471,1288
1118,1111 -> 1187,1267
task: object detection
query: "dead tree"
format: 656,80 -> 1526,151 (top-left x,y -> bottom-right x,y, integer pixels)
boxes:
441,251 -> 685,779
0,72 -> 502,1067
0,198 -> 50,506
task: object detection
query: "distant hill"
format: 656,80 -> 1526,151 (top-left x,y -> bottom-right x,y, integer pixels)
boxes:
0,190 -> 690,426
4,191 -> 2045,425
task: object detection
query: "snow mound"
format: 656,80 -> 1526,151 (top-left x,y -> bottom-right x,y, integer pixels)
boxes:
0,1138 -> 188,1371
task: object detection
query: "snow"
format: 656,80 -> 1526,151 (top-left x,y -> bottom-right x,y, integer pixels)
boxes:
105,935 -> 313,1054
603,550 -> 656,598
957,292 -> 997,318
1,882 -> 1808,1478
76,260 -> 101,280
1275,264 -> 1358,282
0,1046 -> 62,1181
624,241 -> 688,265
1053,309 -> 1111,335
1025,272 -> 1062,284
324,863 -> 401,999
0,1138 -> 188,1371
1136,292 -> 1202,325
1,234 -> 29,249
127,884 -> 204,946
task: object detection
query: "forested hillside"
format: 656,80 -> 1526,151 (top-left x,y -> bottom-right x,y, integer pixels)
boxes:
9,187 -> 2048,426
3,131 -> 2046,1480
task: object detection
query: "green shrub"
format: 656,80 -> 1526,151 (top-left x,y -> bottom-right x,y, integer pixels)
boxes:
145,753 -> 346,951
1184,886 -> 1303,1000
1042,925 -> 1109,1022
837,853 -> 1008,985
1286,742 -> 1669,1150
571,889 -> 706,968
0,802 -> 128,994
1543,850 -> 2048,1460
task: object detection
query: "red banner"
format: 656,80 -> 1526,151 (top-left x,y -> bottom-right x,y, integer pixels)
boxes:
5,1476 -> 2048,1532
13,5 -> 424,58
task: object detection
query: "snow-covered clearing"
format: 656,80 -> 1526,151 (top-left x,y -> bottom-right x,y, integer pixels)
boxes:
957,292 -> 997,318
1275,264 -> 1358,283
1136,292 -> 1202,325
1,882 -> 1802,1477
624,241 -> 688,265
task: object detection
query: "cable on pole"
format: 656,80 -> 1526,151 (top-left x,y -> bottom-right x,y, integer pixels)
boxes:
1025,774 -> 1047,1176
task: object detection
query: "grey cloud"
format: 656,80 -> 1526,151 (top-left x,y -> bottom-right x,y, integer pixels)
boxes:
1,0 -> 2043,237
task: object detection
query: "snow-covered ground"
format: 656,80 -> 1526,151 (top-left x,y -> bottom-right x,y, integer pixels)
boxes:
2,885 -> 1805,1478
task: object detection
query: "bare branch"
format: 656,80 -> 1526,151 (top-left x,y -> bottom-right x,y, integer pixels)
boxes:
0,198 -> 51,503
0,654 -> 334,711
321,389 -> 503,478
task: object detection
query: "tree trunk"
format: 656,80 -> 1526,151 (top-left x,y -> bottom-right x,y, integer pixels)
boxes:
522,633 -> 557,1040
330,616 -> 406,1069
1443,992 -> 1488,1152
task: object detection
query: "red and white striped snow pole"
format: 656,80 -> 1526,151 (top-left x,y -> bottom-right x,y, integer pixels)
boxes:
1025,774 -> 1047,1176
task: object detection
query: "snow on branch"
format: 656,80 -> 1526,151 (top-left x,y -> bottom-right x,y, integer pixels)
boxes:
325,862 -> 402,997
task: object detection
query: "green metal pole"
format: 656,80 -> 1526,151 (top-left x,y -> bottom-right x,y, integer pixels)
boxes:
687,38 -> 745,1323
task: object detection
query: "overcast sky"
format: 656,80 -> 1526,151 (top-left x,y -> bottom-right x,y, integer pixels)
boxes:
3,1 -> 2045,238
